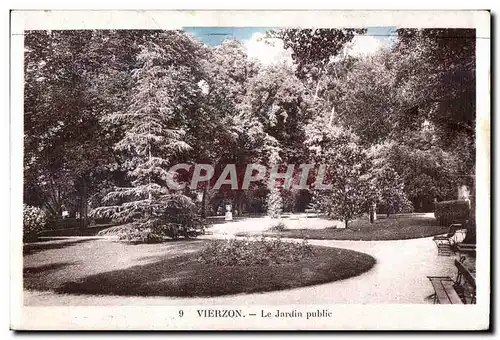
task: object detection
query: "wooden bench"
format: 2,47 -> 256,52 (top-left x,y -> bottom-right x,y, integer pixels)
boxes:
427,258 -> 476,304
457,243 -> 476,258
427,276 -> 464,304
433,224 -> 467,256
454,258 -> 476,303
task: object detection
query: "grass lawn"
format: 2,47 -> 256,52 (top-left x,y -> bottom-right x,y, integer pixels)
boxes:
24,238 -> 375,298
236,214 -> 449,241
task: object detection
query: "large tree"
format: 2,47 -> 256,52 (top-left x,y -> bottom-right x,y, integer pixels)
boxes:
305,122 -> 373,228
24,30 -> 129,225
90,32 -> 207,240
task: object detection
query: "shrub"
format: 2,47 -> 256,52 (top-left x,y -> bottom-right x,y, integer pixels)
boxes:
114,226 -> 165,243
266,188 -> 283,218
268,221 -> 286,232
378,196 -> 414,215
51,218 -> 80,229
23,204 -> 48,242
434,200 -> 470,226
198,237 -> 314,266
95,194 -> 207,242
98,220 -> 206,243
374,166 -> 413,216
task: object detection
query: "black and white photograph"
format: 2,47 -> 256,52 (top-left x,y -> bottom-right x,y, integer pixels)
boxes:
10,10 -> 490,330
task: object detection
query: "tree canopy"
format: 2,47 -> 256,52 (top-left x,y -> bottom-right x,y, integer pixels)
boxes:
24,27 -> 476,237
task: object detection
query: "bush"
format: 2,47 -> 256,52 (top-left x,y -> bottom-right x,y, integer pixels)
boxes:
266,188 -> 283,218
198,237 -> 314,266
98,221 -> 206,243
95,194 -> 207,242
375,166 -> 414,216
115,226 -> 165,244
268,221 -> 286,232
23,204 -> 48,242
378,195 -> 414,215
51,218 -> 80,229
434,200 -> 470,226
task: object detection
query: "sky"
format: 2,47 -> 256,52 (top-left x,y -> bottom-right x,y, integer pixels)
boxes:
183,26 -> 397,65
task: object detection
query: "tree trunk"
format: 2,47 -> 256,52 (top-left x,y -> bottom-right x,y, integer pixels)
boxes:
237,200 -> 243,216
328,106 -> 335,127
313,62 -> 328,103
201,185 -> 208,218
370,202 -> 377,223
234,190 -> 243,216
344,220 -> 349,229
313,80 -> 321,101
79,177 -> 89,229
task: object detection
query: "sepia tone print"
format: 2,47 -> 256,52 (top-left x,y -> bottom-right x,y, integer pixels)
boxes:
23,26 -> 476,304
12,11 -> 490,330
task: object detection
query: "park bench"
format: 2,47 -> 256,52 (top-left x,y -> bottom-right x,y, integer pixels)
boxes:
427,276 -> 464,304
454,258 -> 476,303
457,243 -> 476,258
433,223 -> 467,256
427,258 -> 476,304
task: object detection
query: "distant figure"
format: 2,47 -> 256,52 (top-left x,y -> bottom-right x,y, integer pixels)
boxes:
225,204 -> 233,221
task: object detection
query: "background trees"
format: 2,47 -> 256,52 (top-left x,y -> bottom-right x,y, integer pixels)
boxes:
24,28 -> 475,238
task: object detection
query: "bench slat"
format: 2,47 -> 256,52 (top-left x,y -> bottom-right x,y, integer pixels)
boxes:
458,244 -> 476,249
433,284 -> 451,304
457,244 -> 476,253
442,280 -> 464,304
428,277 -> 453,304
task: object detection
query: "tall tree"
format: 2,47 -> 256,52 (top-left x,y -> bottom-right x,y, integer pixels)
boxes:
24,30 -> 122,224
267,28 -> 365,82
91,32 -> 206,241
305,124 -> 373,228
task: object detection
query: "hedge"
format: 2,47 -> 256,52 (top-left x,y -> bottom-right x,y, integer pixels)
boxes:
47,217 -> 113,230
434,200 -> 470,226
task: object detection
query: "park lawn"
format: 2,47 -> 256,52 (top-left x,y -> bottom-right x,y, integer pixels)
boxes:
24,238 -> 375,299
239,214 -> 449,241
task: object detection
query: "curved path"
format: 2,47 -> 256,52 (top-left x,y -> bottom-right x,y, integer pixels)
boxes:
25,222 -> 458,305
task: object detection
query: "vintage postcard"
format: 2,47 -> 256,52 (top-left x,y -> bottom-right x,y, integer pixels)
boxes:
10,10 -> 490,330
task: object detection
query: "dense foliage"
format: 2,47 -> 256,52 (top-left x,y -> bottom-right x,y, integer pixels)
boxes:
23,204 -> 48,242
24,28 -> 475,241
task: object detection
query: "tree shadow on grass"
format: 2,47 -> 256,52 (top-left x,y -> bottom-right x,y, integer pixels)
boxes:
23,239 -> 95,256
56,254 -> 200,297
135,241 -> 204,262
54,247 -> 376,298
38,225 -> 114,237
24,262 -> 75,275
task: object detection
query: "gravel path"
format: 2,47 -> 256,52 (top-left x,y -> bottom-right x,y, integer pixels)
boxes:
24,224 -> 460,305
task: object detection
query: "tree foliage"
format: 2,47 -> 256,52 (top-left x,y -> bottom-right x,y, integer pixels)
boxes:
306,126 -> 373,228
24,28 -> 476,239
90,32 -> 207,240
267,28 -> 366,80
